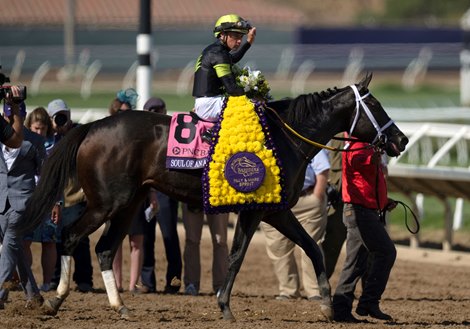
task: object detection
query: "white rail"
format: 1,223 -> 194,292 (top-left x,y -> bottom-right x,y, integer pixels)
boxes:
387,122 -> 470,251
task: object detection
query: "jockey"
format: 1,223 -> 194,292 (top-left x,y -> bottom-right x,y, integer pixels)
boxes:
193,14 -> 257,123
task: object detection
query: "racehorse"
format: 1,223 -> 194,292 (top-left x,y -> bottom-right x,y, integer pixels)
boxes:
20,73 -> 408,321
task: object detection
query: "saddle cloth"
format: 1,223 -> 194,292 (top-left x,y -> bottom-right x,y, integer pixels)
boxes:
166,112 -> 214,170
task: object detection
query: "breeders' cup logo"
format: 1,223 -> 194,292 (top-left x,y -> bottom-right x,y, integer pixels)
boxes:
230,156 -> 257,177
225,152 -> 265,193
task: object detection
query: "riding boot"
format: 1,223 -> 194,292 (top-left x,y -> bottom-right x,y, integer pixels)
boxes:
202,128 -> 213,143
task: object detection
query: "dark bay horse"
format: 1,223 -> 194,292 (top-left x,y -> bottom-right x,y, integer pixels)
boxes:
20,73 -> 408,321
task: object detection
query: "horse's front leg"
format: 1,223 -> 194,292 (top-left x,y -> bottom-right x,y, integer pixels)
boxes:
266,211 -> 333,322
217,211 -> 261,321
42,255 -> 72,315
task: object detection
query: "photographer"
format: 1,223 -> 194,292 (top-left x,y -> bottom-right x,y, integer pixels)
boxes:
1,85 -> 24,148
0,100 -> 46,310
47,99 -> 73,138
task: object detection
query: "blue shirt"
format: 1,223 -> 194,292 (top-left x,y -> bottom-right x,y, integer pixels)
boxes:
302,149 -> 330,191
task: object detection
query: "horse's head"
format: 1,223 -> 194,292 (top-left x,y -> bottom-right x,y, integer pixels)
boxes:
340,73 -> 408,157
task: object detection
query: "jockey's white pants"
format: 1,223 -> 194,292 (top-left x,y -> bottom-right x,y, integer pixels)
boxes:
194,96 -> 225,122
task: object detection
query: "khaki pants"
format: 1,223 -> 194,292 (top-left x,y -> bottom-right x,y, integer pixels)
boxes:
261,192 -> 327,298
182,204 -> 229,293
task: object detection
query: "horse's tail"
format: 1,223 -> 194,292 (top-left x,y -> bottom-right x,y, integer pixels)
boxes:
19,122 -> 93,235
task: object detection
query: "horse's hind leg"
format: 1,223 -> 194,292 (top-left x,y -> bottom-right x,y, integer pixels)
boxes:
95,210 -> 137,319
265,211 -> 333,322
217,211 -> 261,321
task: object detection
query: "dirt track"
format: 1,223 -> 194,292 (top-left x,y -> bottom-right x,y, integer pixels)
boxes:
2,224 -> 470,329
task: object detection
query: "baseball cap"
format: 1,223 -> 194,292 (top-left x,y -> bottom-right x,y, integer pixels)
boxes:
4,101 -> 26,117
47,99 -> 70,118
143,97 -> 166,113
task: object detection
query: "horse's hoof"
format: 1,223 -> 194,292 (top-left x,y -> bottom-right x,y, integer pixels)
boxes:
118,306 -> 131,320
222,310 -> 236,322
320,303 -> 334,322
42,299 -> 59,316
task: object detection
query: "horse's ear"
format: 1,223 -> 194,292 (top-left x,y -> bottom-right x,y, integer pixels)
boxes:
358,72 -> 373,90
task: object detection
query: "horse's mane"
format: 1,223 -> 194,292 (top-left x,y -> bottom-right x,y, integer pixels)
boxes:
286,86 -> 347,127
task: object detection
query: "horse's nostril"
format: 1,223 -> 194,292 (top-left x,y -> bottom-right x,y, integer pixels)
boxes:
402,136 -> 409,147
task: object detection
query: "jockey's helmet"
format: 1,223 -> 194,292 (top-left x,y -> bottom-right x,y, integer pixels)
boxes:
213,14 -> 251,38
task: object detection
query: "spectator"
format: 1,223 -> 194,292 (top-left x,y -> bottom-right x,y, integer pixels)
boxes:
322,136 -> 347,278
0,90 -> 26,293
108,87 -> 138,116
0,86 -> 24,148
182,205 -> 229,296
332,138 -> 397,322
260,150 -> 330,300
0,101 -> 46,310
108,89 -> 146,294
139,97 -> 182,294
48,99 -> 94,293
23,107 -> 57,292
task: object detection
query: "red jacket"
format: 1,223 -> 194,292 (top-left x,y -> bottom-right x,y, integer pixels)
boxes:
342,141 -> 388,210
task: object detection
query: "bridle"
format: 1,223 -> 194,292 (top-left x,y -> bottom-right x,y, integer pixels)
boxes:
264,85 -> 395,153
346,84 -> 395,149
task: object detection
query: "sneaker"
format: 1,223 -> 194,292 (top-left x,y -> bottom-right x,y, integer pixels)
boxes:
130,284 -> 151,295
76,283 -> 93,293
307,295 -> 322,301
40,283 -> 51,292
356,303 -> 392,321
275,294 -> 295,301
164,277 -> 181,294
163,285 -> 179,294
143,285 -> 157,294
25,294 -> 44,310
184,283 -> 198,296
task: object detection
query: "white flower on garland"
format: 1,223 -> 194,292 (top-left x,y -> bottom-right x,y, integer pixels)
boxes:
233,66 -> 272,101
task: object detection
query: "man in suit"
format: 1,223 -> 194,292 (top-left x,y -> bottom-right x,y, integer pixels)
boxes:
0,101 -> 46,310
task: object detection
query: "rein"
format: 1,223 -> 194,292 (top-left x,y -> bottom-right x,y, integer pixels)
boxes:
262,85 -> 392,153
381,199 -> 420,234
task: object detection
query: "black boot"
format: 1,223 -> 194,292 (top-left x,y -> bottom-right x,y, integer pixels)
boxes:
356,303 -> 392,320
202,128 -> 213,143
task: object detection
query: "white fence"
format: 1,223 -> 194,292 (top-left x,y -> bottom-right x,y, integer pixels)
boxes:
388,121 -> 470,251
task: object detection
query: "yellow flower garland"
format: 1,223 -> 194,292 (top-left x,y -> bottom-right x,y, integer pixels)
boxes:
206,96 -> 283,208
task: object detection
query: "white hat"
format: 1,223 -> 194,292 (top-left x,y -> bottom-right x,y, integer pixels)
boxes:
47,99 -> 70,117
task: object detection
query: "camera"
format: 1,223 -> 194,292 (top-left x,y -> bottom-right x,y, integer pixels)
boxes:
0,67 -> 27,103
53,113 -> 69,126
